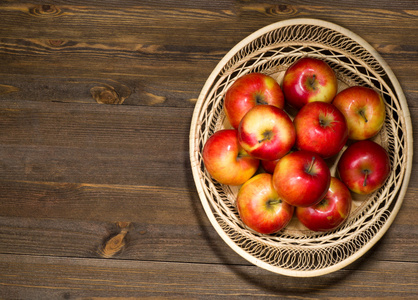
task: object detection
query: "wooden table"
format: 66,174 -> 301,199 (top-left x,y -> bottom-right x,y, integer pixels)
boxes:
0,1 -> 417,298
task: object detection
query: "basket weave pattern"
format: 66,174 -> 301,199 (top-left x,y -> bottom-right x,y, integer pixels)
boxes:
190,19 -> 412,276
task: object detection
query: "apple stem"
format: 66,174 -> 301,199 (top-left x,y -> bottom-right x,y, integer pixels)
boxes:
267,199 -> 281,206
307,156 -> 316,174
359,110 -> 368,123
255,94 -> 267,105
258,131 -> 272,144
310,74 -> 317,89
363,170 -> 369,187
237,149 -> 251,159
237,152 -> 249,159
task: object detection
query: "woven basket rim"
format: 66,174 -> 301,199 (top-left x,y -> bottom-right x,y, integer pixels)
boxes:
189,18 -> 413,277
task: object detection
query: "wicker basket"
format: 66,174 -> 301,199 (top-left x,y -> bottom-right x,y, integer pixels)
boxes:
189,18 -> 413,277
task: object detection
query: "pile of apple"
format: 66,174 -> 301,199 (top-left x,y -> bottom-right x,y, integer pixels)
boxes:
202,57 -> 390,234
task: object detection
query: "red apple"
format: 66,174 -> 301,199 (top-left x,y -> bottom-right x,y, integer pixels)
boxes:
296,177 -> 352,232
202,129 -> 259,186
337,140 -> 391,194
236,173 -> 294,234
282,57 -> 338,110
293,101 -> 348,158
224,73 -> 285,128
238,105 -> 296,161
272,150 -> 331,207
261,159 -> 279,174
332,86 -> 386,140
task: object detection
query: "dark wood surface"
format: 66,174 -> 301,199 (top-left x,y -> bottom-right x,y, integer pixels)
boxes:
0,1 -> 417,299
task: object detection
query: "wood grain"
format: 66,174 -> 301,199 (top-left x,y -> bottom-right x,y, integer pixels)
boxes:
0,0 -> 417,298
0,2 -> 416,107
0,253 -> 417,299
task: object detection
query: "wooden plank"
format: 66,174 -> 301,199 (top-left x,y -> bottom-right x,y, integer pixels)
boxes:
0,2 -> 416,40
0,253 -> 416,299
0,216 -> 242,265
0,183 -> 415,264
0,180 -> 200,223
0,100 -> 194,187
0,3 -> 416,107
0,74 -> 203,106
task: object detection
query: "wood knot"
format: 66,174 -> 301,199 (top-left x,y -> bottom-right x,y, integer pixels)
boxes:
48,39 -> 66,47
267,4 -> 295,15
90,84 -> 131,105
42,5 -> 53,12
98,222 -> 132,258
278,4 -> 288,12
30,4 -> 62,17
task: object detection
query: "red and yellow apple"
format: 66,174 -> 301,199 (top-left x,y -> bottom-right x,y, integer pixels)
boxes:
282,57 -> 338,110
238,104 -> 296,161
293,101 -> 348,158
296,177 -> 352,232
202,129 -> 259,186
236,173 -> 294,234
332,86 -> 386,140
224,73 -> 285,129
272,150 -> 331,207
337,140 -> 391,194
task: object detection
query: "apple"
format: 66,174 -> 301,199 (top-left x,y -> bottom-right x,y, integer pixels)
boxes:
337,140 -> 391,194
238,105 -> 296,161
293,101 -> 348,158
236,173 -> 294,234
261,159 -> 280,174
202,129 -> 259,186
332,86 -> 386,140
272,150 -> 331,207
296,177 -> 352,232
224,72 -> 285,128
282,57 -> 338,110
